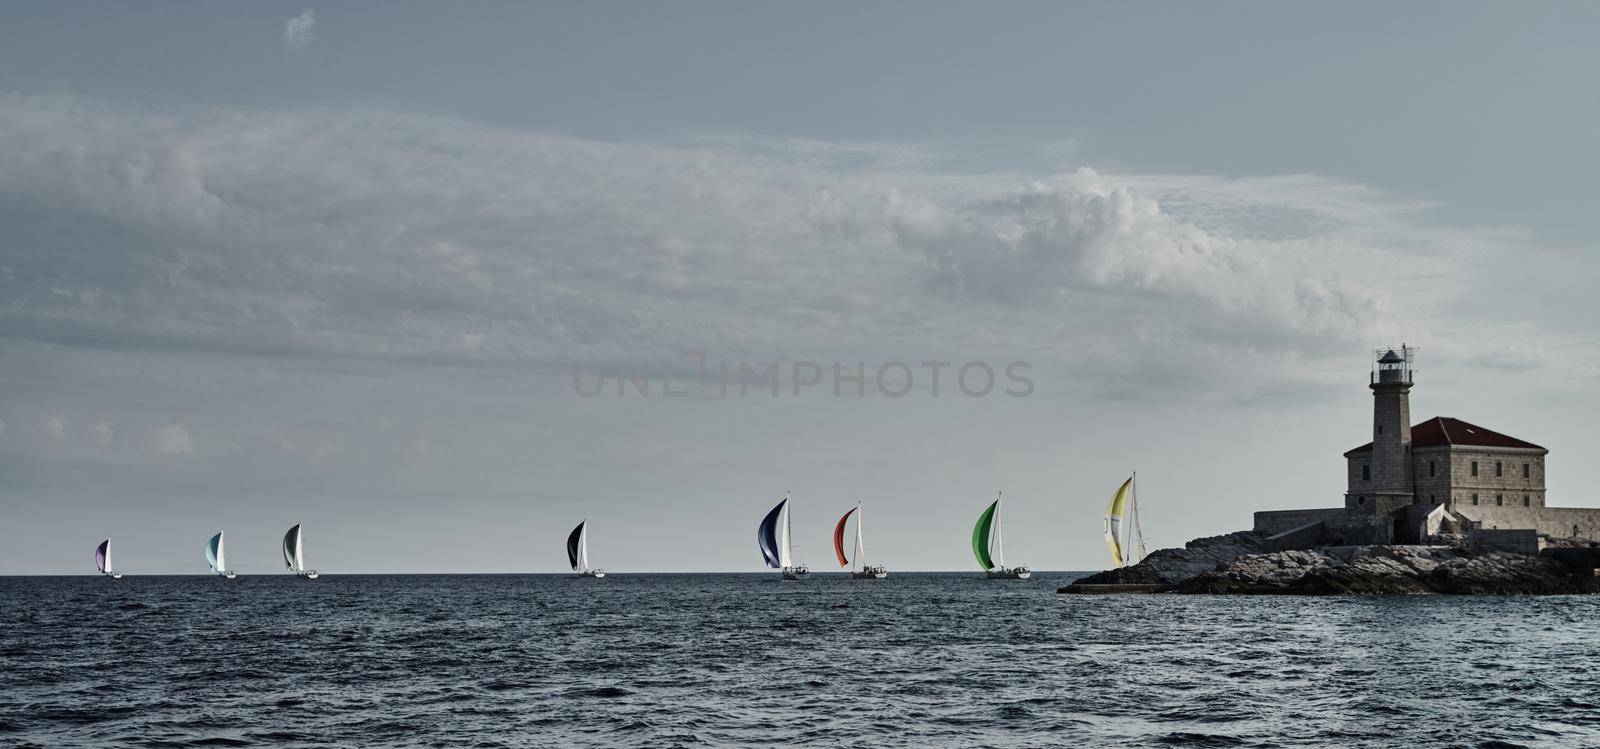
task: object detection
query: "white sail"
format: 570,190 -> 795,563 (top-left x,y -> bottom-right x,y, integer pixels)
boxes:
854,502 -> 866,572
103,539 -> 113,575
992,494 -> 1007,569
1130,475 -> 1147,564
779,498 -> 794,569
578,524 -> 590,572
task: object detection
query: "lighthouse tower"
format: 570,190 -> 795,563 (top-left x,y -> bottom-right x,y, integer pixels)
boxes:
1358,346 -> 1416,517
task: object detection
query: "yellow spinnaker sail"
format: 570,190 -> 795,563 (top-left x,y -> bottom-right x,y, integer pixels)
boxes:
1104,477 -> 1134,567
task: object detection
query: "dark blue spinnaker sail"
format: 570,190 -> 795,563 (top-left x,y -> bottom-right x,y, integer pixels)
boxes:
757,499 -> 785,569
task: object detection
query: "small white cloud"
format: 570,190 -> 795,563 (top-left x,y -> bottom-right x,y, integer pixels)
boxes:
311,434 -> 342,462
92,419 -> 115,448
152,421 -> 195,456
46,417 -> 67,442
284,10 -> 315,50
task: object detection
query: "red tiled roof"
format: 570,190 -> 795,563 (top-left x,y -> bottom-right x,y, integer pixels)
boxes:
1343,416 -> 1545,456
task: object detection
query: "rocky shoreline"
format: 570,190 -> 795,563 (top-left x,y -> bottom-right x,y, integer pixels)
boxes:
1065,531 -> 1600,595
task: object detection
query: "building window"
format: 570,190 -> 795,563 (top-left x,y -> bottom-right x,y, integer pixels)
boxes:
1496,494 -> 1504,506
1523,464 -> 1530,479
1524,495 -> 1531,507
1358,496 -> 1366,506
1496,461 -> 1503,477
1430,494 -> 1437,504
1471,461 -> 1479,477
1472,494 -> 1479,505
1378,425 -> 1384,435
1362,465 -> 1370,482
1429,461 -> 1436,477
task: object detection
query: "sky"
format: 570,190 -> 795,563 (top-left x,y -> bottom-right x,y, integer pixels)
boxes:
2,2 -> 1598,574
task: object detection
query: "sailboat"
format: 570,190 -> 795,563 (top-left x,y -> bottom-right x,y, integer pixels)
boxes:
283,524 -> 319,579
1104,473 -> 1148,568
206,530 -> 237,579
95,538 -> 122,579
758,493 -> 809,579
567,521 -> 605,578
834,502 -> 888,579
973,492 -> 1031,579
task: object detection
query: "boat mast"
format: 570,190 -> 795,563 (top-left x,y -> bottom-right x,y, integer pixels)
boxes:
993,491 -> 1006,570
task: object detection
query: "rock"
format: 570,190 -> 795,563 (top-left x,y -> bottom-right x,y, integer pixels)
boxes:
1071,531 -> 1267,586
1177,544 -> 1600,595
1073,529 -> 1600,595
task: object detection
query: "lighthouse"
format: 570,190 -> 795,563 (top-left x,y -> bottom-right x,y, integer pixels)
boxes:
1350,346 -> 1417,518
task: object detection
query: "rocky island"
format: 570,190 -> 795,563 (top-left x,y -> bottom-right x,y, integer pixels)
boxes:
1062,531 -> 1600,595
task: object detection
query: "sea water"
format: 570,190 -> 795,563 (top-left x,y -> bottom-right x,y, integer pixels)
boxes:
3,573 -> 1599,747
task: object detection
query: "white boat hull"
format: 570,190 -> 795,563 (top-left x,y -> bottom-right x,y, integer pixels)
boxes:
853,566 -> 889,579
580,569 -> 606,578
109,573 -> 123,580
222,571 -> 237,580
298,570 -> 319,580
986,567 -> 1031,580
782,565 -> 810,580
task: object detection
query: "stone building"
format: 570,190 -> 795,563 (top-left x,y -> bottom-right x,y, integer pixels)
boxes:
1254,347 -> 1600,550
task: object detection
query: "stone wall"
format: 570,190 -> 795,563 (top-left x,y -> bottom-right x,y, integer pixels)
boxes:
1343,456 -> 1385,512
1345,455 -> 1365,498
1254,508 -> 1346,535
1445,447 -> 1546,508
1467,528 -> 1541,555
1454,505 -> 1600,540
1412,445 -> 1453,506
1261,521 -> 1330,552
1338,512 -> 1397,545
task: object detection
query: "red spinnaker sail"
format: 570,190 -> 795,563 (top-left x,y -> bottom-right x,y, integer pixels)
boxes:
834,507 -> 857,567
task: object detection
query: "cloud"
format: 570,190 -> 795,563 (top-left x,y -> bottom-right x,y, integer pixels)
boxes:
46,417 -> 66,442
284,10 -> 315,50
886,175 -> 1377,341
0,92 -> 1587,405
151,421 -> 195,456
91,419 -> 114,448
311,434 -> 342,462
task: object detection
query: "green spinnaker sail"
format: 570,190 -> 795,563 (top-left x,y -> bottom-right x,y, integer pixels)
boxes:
972,500 -> 998,571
